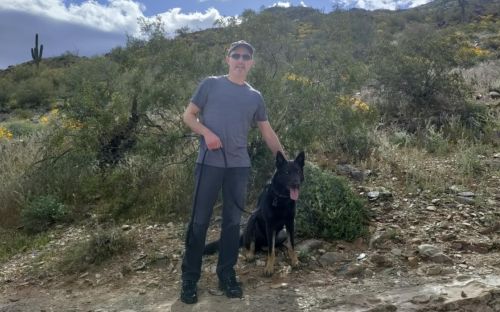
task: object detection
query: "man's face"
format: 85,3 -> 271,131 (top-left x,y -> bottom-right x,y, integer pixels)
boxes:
226,47 -> 254,77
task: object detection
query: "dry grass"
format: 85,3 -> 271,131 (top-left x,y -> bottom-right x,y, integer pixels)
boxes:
0,133 -> 45,227
461,60 -> 500,94
369,130 -> 490,194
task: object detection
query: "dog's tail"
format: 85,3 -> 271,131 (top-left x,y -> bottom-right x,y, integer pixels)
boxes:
203,240 -> 220,255
203,235 -> 244,255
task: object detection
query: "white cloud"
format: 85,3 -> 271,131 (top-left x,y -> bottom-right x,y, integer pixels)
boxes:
300,1 -> 308,7
157,7 -> 229,36
331,0 -> 431,10
0,1 -> 229,37
272,2 -> 291,8
0,0 -> 144,35
0,0 -> 231,68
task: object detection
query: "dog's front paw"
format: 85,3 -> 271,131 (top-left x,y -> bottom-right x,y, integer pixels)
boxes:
245,251 -> 255,263
263,262 -> 275,276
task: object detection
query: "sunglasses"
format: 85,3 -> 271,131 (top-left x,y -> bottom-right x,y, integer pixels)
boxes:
230,53 -> 252,61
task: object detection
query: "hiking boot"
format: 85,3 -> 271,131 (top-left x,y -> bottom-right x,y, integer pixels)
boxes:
218,274 -> 243,298
180,280 -> 198,304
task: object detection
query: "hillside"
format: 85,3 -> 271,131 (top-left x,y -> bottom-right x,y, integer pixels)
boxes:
1,0 -> 500,310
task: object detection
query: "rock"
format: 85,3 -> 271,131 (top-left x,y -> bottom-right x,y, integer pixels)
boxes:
411,295 -> 431,304
429,253 -> 453,265
426,205 -> 437,211
451,240 -> 490,253
449,185 -> 462,193
122,224 -> 132,231
408,255 -> 420,267
390,248 -> 402,257
319,252 -> 346,266
296,239 -> 323,254
489,91 -> 500,99
425,265 -> 443,276
479,223 -> 500,234
336,164 -> 370,181
418,244 -> 441,258
370,254 -> 393,268
457,192 -> 475,197
366,304 -> 397,312
270,282 -> 288,289
456,196 -> 475,204
368,191 -> 380,200
344,263 -> 366,277
369,233 -> 385,249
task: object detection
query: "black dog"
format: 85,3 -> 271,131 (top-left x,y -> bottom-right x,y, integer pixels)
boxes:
204,151 -> 305,276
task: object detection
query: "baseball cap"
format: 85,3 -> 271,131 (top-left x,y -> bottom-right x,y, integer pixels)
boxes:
227,40 -> 254,56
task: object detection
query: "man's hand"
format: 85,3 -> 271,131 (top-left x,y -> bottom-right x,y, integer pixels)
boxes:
203,130 -> 223,150
183,102 -> 222,150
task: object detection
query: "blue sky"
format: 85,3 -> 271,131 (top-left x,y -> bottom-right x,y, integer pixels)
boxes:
0,0 -> 432,69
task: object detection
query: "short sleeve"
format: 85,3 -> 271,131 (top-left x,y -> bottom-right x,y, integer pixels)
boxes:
254,93 -> 268,122
190,77 -> 213,110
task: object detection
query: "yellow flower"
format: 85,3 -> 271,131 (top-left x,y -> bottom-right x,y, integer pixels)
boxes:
62,119 -> 83,130
0,126 -> 13,140
40,116 -> 49,124
338,96 -> 370,112
285,72 -> 312,86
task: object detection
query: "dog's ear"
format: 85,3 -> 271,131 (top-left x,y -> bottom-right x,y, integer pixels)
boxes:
295,151 -> 305,168
276,151 -> 287,168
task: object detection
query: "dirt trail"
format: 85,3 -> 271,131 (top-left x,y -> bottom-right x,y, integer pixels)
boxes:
1,155 -> 499,311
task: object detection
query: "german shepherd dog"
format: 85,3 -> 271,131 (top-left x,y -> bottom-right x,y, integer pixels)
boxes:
204,151 -> 305,276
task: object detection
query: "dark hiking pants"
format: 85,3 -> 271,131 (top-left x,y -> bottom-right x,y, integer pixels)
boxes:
181,164 -> 250,282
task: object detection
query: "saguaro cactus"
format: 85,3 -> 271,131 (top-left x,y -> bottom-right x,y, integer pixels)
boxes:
31,33 -> 44,68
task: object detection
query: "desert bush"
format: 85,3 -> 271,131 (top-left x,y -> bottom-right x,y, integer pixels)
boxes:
12,78 -> 53,109
4,120 -> 43,136
374,27 -> 475,131
420,123 -> 451,155
59,227 -> 135,273
388,129 -> 416,147
0,133 -> 46,227
326,98 -> 378,161
92,158 -> 195,221
21,195 -> 67,234
455,141 -> 485,178
296,162 -> 368,241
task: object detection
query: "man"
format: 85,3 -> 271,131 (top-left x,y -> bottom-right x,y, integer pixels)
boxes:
180,40 -> 285,304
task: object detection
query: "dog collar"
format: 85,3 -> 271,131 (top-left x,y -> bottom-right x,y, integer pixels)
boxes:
269,184 -> 289,199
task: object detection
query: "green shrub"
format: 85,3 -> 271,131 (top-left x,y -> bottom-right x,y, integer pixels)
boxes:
421,123 -> 451,155
296,163 -> 368,241
21,195 -> 67,234
0,229 -> 51,263
59,227 -> 135,273
5,120 -> 43,136
389,129 -> 415,147
456,142 -> 484,177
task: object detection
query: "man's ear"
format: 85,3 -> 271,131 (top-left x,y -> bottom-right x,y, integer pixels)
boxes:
295,151 -> 305,168
276,151 -> 287,168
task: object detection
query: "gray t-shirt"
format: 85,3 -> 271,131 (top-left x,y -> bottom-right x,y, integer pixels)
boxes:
191,75 -> 268,168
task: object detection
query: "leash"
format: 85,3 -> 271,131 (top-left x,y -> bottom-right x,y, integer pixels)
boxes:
185,146 -> 251,247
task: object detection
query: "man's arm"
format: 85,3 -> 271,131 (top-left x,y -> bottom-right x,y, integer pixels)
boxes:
258,121 -> 286,158
183,102 -> 222,150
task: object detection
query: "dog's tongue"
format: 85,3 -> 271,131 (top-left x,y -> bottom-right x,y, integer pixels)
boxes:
290,188 -> 299,201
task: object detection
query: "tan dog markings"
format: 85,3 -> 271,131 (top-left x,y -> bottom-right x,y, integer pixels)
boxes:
245,241 -> 255,262
264,231 -> 276,276
284,234 -> 299,267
